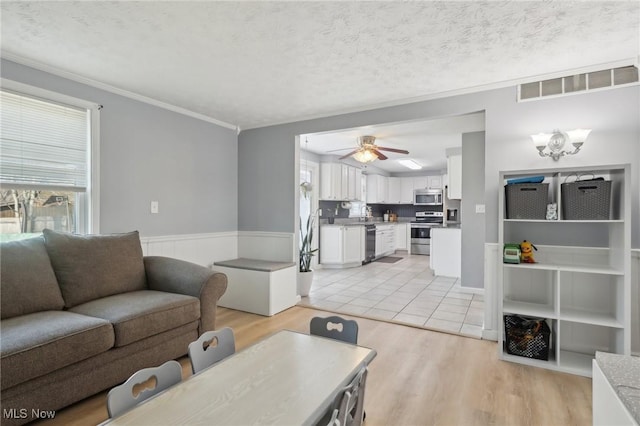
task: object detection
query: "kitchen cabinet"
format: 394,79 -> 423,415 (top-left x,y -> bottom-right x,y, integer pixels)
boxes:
366,174 -> 388,204
387,177 -> 402,203
447,154 -> 462,199
413,175 -> 443,190
400,178 -> 414,203
320,163 -> 362,201
498,165 -> 631,377
394,223 -> 408,250
375,224 -> 395,257
320,225 -> 362,268
430,228 -> 461,277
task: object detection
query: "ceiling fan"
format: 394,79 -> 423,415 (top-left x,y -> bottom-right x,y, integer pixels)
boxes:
336,136 -> 409,163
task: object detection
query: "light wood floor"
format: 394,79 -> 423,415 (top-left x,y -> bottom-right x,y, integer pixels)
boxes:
36,306 -> 592,426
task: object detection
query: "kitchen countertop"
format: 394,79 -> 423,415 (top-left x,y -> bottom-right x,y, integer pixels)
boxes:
595,351 -> 640,423
320,220 -> 411,227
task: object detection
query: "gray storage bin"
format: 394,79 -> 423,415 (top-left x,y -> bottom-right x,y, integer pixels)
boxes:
505,183 -> 549,219
561,180 -> 611,220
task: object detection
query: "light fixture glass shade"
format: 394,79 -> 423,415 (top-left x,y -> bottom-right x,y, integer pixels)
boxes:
398,159 -> 422,170
353,149 -> 377,163
530,133 -> 552,148
566,128 -> 592,143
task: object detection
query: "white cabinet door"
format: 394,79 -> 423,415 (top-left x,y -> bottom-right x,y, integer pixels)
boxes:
430,228 -> 461,277
353,168 -> 362,201
367,174 -> 388,203
413,176 -> 429,190
447,155 -> 462,199
320,163 -> 343,200
360,173 -> 367,202
387,177 -> 402,203
341,164 -> 349,200
319,226 -> 342,264
428,175 -> 443,189
395,224 -> 407,250
343,226 -> 362,264
400,177 -> 414,203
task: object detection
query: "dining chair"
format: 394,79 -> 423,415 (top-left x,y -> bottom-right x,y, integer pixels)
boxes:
327,366 -> 368,426
106,360 -> 182,418
188,327 -> 236,374
310,315 -> 359,344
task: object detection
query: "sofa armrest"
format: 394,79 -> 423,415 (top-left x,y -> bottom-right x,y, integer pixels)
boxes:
144,256 -> 227,333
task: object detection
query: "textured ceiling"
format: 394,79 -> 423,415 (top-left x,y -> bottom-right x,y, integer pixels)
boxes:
1,1 -> 638,129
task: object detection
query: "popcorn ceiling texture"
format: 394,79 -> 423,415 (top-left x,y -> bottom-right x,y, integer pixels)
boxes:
1,1 -> 638,128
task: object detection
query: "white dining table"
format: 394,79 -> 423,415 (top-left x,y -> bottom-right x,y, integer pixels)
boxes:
104,330 -> 377,425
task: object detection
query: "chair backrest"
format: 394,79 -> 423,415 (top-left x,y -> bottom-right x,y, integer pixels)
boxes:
310,315 -> 359,344
107,360 -> 182,418
188,327 -> 236,374
327,366 -> 368,426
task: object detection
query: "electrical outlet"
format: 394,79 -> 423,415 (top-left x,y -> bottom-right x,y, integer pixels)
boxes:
150,201 -> 159,214
475,204 -> 485,214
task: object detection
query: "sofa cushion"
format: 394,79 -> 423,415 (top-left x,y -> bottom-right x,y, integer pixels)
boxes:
0,237 -> 65,319
0,311 -> 114,389
42,229 -> 147,308
69,290 -> 200,347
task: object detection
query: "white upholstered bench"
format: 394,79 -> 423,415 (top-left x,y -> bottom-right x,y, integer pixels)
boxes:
593,351 -> 639,426
213,258 -> 298,316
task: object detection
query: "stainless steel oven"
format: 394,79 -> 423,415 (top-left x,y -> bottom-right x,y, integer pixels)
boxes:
410,211 -> 443,255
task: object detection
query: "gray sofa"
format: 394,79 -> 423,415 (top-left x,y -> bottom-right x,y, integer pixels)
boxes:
0,229 -> 227,425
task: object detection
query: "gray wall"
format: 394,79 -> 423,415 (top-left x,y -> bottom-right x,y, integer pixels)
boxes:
1,59 -> 238,236
239,84 -> 639,292
461,132 -> 485,288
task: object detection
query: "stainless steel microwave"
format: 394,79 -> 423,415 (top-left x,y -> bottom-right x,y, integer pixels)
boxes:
413,189 -> 443,206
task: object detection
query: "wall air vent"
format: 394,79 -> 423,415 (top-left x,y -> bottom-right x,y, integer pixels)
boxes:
518,65 -> 638,101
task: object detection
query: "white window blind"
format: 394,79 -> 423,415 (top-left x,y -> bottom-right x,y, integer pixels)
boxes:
0,89 -> 89,190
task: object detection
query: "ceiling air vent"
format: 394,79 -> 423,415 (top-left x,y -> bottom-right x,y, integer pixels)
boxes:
518,65 -> 638,101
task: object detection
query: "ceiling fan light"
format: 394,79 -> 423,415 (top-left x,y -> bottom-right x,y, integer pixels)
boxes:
398,159 -> 422,170
353,149 -> 377,163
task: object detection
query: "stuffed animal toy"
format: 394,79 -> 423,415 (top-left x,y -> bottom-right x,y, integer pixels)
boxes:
520,240 -> 537,263
546,203 -> 558,220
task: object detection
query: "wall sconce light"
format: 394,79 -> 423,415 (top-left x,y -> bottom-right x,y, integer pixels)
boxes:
530,129 -> 591,161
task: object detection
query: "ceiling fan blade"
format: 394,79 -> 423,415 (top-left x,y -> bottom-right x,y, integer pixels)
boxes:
339,149 -> 360,160
326,147 -> 355,153
372,149 -> 388,160
376,146 -> 409,154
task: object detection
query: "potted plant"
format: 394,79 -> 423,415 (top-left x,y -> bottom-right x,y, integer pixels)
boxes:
299,211 -> 318,296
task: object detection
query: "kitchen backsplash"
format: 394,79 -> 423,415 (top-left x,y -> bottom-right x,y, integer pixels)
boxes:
319,201 -> 442,219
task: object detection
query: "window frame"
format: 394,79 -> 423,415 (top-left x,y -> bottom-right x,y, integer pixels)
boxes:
1,78 -> 101,234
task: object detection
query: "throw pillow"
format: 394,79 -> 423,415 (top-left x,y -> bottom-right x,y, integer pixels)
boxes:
42,229 -> 146,308
0,237 -> 65,319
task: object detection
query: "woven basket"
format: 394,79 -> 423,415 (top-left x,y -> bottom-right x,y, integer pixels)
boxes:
504,315 -> 551,360
505,183 -> 549,219
561,180 -> 611,220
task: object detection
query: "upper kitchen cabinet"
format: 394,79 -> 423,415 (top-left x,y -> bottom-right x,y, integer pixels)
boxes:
320,162 -> 362,201
366,174 -> 388,203
413,175 -> 442,190
447,153 -> 462,199
387,177 -> 402,204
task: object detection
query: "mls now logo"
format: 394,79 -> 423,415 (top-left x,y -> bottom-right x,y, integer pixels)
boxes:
3,408 -> 55,420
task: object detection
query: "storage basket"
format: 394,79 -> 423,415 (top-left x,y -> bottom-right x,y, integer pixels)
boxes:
504,315 -> 551,360
505,183 -> 549,219
561,180 -> 611,220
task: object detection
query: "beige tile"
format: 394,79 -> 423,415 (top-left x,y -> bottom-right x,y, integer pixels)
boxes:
444,291 -> 473,300
441,297 -> 471,307
419,289 -> 448,298
325,294 -> 354,304
338,304 -> 370,315
460,324 -> 483,339
435,303 -> 468,314
473,294 -> 485,302
309,300 -> 344,310
393,313 -> 428,326
405,299 -> 440,311
365,308 -> 398,320
425,318 -> 462,333
400,305 -> 435,317
375,300 -> 409,312
464,310 -> 484,326
348,298 -> 380,308
431,309 -> 466,322
358,292 -> 387,302
470,300 -> 484,310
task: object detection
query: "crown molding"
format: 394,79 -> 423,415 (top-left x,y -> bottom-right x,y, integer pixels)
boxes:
1,51 -> 238,131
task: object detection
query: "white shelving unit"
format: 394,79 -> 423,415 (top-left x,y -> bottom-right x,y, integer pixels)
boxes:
498,164 -> 631,377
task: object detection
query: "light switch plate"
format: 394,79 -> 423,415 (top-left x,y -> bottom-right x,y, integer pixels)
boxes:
475,204 -> 485,214
151,201 -> 159,214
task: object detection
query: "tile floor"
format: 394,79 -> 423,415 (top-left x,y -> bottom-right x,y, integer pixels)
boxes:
299,252 -> 485,338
